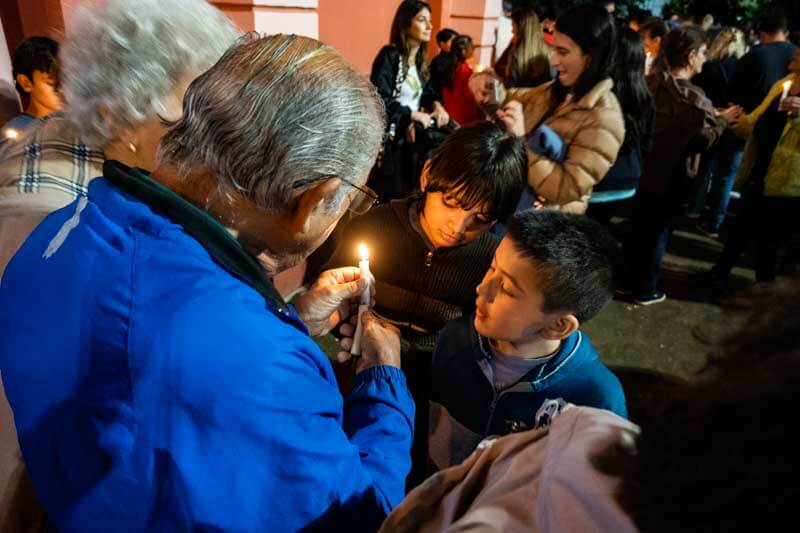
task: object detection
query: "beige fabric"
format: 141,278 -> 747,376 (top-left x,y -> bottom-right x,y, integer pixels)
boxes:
0,116 -> 103,514
381,406 -> 639,533
508,79 -> 625,213
0,115 -> 104,280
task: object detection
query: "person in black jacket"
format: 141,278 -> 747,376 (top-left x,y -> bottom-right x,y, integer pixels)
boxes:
430,28 -> 458,95
728,14 -> 795,114
369,1 -> 449,201
587,26 -> 655,223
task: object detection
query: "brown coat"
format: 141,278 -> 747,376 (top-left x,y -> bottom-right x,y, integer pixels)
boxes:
509,79 -> 625,213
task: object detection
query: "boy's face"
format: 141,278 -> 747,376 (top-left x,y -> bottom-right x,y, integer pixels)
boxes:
474,237 -> 560,343
419,188 -> 494,248
17,69 -> 61,116
439,36 -> 454,53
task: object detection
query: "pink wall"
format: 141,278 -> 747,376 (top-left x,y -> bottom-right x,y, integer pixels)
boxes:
318,0 -> 403,75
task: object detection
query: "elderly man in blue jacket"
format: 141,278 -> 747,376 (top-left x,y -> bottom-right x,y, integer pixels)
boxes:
0,33 -> 414,532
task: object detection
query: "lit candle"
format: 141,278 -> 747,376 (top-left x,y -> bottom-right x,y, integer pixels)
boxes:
350,243 -> 371,356
4,128 -> 18,140
781,80 -> 793,103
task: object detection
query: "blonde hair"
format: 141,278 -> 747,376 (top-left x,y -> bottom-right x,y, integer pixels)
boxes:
510,8 -> 551,87
707,27 -> 747,62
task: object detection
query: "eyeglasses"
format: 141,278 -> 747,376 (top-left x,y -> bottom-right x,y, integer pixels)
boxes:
341,178 -> 379,215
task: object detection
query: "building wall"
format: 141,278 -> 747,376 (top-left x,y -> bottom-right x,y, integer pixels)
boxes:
318,0 -> 403,75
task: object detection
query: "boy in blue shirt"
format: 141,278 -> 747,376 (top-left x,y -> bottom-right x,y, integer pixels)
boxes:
3,37 -> 61,139
429,210 -> 627,470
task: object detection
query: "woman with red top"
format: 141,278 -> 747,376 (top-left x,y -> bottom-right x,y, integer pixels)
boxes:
442,35 -> 484,126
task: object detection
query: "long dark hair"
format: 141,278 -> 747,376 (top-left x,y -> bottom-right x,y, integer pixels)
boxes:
550,5 -> 616,109
390,0 -> 432,82
613,27 -> 653,147
442,35 -> 473,89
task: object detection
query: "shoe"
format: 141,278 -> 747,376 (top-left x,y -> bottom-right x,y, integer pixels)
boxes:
633,292 -> 667,305
695,223 -> 719,239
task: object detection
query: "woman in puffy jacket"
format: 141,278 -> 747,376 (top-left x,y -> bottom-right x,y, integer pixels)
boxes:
497,4 -> 625,214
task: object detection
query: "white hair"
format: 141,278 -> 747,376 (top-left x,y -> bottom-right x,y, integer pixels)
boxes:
61,0 -> 239,146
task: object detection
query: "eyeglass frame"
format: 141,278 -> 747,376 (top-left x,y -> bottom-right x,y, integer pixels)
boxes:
292,176 -> 379,216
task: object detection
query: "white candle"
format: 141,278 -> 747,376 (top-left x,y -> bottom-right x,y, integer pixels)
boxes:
781,80 -> 792,103
351,243 -> 371,356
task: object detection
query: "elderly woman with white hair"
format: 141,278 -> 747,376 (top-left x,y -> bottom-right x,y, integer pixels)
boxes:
0,32 -> 413,531
0,0 -> 238,278
0,0 -> 237,509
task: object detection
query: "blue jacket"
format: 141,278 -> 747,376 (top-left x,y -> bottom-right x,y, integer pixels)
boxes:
428,315 -> 626,470
0,161 -> 415,532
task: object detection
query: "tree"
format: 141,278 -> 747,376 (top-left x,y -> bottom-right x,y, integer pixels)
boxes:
665,0 -> 799,26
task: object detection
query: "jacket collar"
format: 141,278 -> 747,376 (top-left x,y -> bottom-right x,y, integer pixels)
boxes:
543,77 -> 614,113
102,160 -> 294,320
574,77 -> 615,109
473,325 -> 589,388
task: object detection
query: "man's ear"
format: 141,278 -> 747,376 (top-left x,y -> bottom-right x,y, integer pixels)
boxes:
540,313 -> 579,341
15,74 -> 33,94
287,177 -> 342,235
419,161 -> 432,191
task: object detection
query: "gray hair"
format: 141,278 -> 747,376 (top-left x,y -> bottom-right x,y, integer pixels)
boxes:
61,0 -> 239,146
159,33 -> 385,213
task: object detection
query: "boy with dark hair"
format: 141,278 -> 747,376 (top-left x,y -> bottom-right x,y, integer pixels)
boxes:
4,37 -> 61,137
428,210 -> 626,470
431,28 -> 459,95
330,120 -> 526,486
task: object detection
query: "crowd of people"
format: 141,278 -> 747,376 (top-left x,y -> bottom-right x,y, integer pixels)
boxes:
0,0 -> 797,531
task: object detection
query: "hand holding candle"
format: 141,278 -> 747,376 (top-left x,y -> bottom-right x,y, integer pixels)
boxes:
350,243 -> 371,356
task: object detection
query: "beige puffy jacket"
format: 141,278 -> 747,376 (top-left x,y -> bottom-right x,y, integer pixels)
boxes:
509,79 -> 625,213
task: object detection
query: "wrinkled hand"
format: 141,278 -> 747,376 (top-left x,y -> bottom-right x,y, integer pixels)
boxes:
779,96 -> 800,118
431,102 -> 450,127
336,311 -> 401,372
293,267 -> 374,337
718,104 -> 743,125
496,100 -> 526,137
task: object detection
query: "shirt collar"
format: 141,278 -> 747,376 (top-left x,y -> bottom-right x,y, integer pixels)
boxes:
102,160 -> 293,318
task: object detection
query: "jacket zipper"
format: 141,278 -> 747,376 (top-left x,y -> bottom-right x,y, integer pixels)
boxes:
425,250 -> 434,267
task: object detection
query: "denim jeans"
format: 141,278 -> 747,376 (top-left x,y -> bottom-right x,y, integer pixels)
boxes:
625,189 -> 685,298
686,142 -> 744,231
705,144 -> 744,232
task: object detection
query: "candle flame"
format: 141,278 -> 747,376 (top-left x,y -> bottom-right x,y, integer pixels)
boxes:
784,81 -> 792,90
358,243 -> 369,261
4,128 -> 18,140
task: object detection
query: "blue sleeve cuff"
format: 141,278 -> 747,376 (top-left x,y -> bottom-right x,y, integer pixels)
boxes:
354,365 -> 408,388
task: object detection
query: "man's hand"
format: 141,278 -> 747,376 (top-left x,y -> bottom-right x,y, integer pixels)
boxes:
496,100 -> 526,137
292,267 -> 374,337
337,311 -> 401,373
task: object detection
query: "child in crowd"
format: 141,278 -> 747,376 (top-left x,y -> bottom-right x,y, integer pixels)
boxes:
3,37 -> 61,137
428,210 -> 627,471
430,28 -> 458,95
328,120 -> 526,486
441,35 -> 484,126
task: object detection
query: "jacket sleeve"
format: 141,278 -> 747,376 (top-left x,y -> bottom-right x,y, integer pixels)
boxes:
371,46 -> 412,131
733,77 -> 788,138
171,312 -> 414,532
421,72 -> 442,111
529,107 -> 625,207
